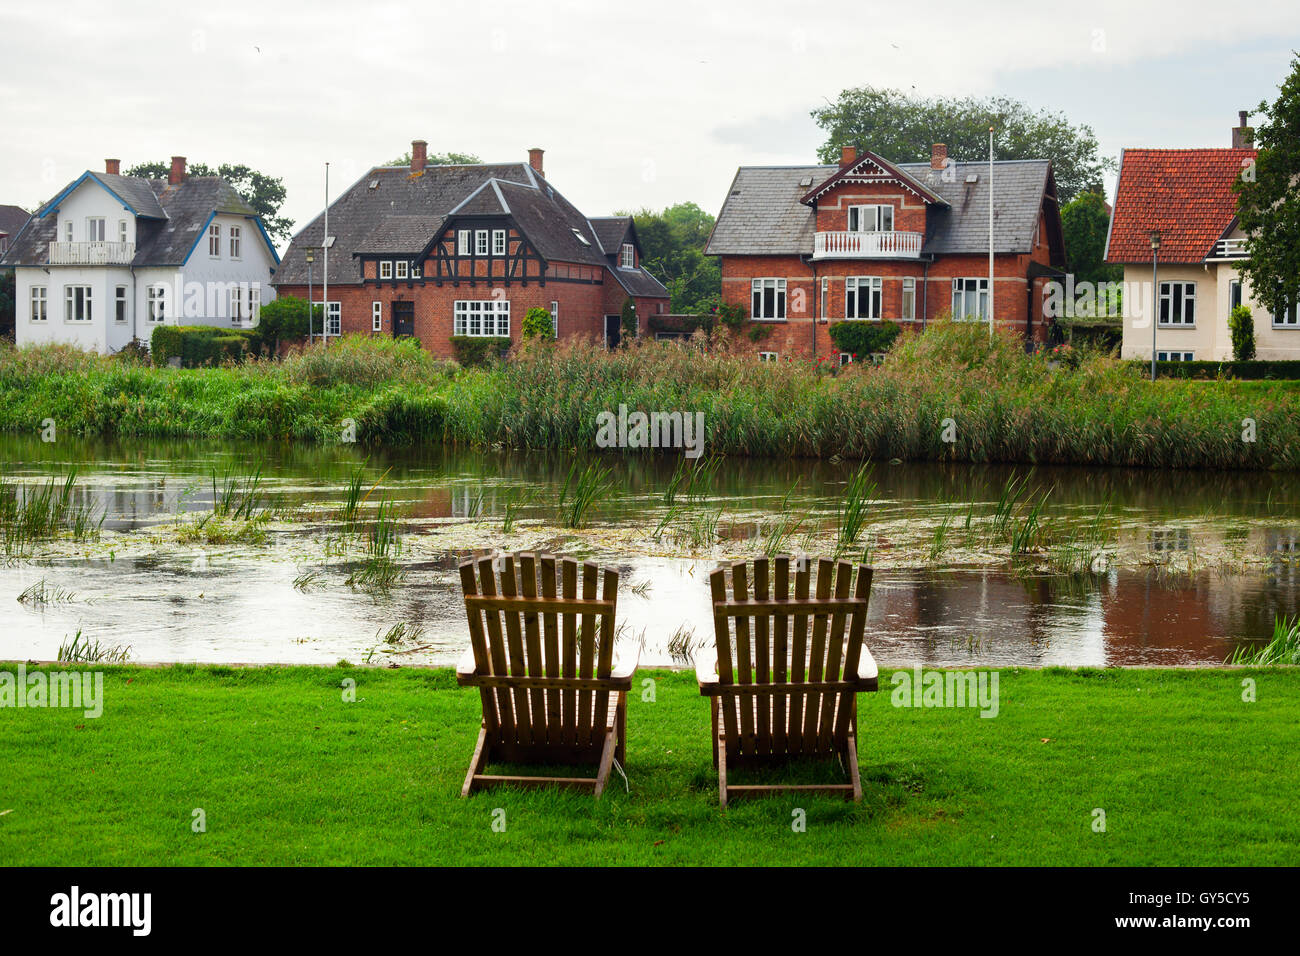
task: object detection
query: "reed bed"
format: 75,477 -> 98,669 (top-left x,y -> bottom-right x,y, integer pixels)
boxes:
4,323 -> 1299,469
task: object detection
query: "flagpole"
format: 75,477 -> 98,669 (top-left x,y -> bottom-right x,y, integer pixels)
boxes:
322,162 -> 329,344
988,125 -> 995,341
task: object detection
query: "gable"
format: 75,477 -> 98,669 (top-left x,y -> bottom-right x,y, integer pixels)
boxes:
801,152 -> 948,207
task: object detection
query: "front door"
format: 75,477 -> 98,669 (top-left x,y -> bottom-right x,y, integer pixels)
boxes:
392,301 -> 415,338
604,314 -> 621,350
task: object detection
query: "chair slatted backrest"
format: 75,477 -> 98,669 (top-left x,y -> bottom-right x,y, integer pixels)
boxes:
459,552 -> 618,750
710,557 -> 872,758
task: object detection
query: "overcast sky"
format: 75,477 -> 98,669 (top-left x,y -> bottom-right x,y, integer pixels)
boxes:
3,0 -> 1298,250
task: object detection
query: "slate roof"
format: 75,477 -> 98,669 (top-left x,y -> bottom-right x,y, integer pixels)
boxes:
0,174 -> 265,268
276,161 -> 669,300
1105,148 -> 1256,264
0,204 -> 30,239
705,159 -> 1059,258
590,216 -> 632,253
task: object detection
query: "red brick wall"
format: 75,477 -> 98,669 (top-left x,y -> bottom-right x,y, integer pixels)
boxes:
813,186 -> 928,235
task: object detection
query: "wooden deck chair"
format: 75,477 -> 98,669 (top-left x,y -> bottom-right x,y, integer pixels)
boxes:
455,551 -> 637,798
696,557 -> 878,807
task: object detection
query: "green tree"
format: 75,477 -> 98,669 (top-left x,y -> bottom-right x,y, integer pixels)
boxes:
254,295 -> 316,354
123,161 -> 292,243
387,150 -> 481,167
522,306 -> 555,340
1061,189 -> 1123,286
1235,55 -> 1300,321
811,86 -> 1114,202
0,269 -> 14,340
1229,306 -> 1257,361
616,201 -> 721,312
620,297 -> 638,342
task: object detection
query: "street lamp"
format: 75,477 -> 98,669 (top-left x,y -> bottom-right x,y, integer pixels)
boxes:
1149,230 -> 1161,381
305,248 -> 315,344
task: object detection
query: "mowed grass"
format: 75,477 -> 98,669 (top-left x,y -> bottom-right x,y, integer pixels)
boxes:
0,665 -> 1296,866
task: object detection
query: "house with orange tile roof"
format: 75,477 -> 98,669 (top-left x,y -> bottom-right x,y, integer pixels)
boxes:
1106,112 -> 1298,361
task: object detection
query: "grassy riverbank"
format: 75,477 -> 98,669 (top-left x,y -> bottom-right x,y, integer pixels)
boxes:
0,664 -> 1295,866
3,324 -> 1299,468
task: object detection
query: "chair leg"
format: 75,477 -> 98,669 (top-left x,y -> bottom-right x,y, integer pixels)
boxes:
593,725 -> 617,799
616,692 -> 626,765
710,698 -> 719,769
845,730 -> 862,803
462,724 -> 490,798
717,730 -> 729,809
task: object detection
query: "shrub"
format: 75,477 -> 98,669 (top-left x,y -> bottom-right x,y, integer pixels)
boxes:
282,334 -> 448,387
254,295 -> 316,354
150,325 -> 255,368
450,336 -> 512,368
828,320 -> 902,358
1229,305 -> 1257,361
521,307 -> 555,340
620,297 -> 637,342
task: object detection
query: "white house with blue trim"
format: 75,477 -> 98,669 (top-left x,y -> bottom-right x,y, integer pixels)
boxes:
0,157 -> 279,353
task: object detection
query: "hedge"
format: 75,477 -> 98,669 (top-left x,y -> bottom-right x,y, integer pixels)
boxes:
450,336 -> 512,368
1143,359 -> 1300,381
151,325 -> 257,368
828,320 -> 902,358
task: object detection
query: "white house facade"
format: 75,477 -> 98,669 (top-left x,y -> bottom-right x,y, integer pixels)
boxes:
0,157 -> 279,353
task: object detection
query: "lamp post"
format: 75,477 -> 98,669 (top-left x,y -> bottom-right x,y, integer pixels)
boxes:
1150,230 -> 1161,381
306,248 -> 315,344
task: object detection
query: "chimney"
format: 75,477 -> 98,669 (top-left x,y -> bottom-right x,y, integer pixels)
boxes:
931,143 -> 948,170
411,140 -> 427,173
840,145 -> 858,167
169,156 -> 186,185
105,158 -> 120,176
528,147 -> 544,178
1232,111 -> 1254,149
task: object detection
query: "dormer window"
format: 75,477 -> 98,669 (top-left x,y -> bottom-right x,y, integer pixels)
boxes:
208,223 -> 221,257
847,205 -> 893,232
458,230 -> 471,255
475,230 -> 489,256
620,243 -> 635,269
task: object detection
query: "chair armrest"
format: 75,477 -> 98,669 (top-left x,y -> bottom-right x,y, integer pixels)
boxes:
695,644 -> 719,690
611,643 -> 641,681
456,646 -> 477,679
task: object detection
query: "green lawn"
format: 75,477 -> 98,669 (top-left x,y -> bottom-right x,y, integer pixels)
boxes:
1,664 -> 1295,866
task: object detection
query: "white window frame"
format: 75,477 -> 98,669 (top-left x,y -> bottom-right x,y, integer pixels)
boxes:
147,285 -> 167,324
758,351 -> 779,363
229,225 -> 241,259
1156,350 -> 1195,362
372,301 -> 382,332
457,230 -> 471,255
114,285 -> 127,323
751,277 -> 787,320
901,277 -> 916,321
250,284 -> 261,324
1272,297 -> 1299,328
86,217 -> 105,242
845,276 -> 883,320
951,278 -> 990,321
475,230 -> 489,256
63,220 -> 73,243
395,260 -> 408,280
208,223 -> 221,257
1157,281 -> 1196,327
118,220 -> 128,243
379,260 -> 393,280
839,352 -> 853,366
492,230 -> 506,255
620,243 -> 635,269
847,204 -> 894,233
30,286 -> 47,322
64,285 -> 92,323
453,299 -> 510,337
549,300 -> 559,338
325,301 -> 341,336
411,261 -> 421,279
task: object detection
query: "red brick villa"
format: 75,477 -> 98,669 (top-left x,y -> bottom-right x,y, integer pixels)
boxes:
274,142 -> 669,356
704,145 -> 1067,360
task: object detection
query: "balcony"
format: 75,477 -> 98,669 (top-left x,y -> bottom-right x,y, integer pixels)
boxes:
1208,237 -> 1248,260
813,230 -> 923,260
47,241 -> 135,265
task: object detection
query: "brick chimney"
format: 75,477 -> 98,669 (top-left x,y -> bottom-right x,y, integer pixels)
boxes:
931,143 -> 948,170
840,145 -> 858,167
411,140 -> 427,173
169,156 -> 186,185
528,147 -> 544,178
105,158 -> 120,176
1232,111 -> 1254,149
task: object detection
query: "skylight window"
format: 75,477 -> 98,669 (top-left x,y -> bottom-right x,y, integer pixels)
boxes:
798,177 -> 812,187
572,229 -> 590,246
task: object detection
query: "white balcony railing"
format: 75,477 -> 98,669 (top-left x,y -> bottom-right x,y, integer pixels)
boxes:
813,230 -> 923,260
47,241 -> 136,265
1209,237 -> 1248,260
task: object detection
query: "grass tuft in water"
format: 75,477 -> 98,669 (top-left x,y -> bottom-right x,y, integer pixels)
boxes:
1228,614 -> 1300,665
